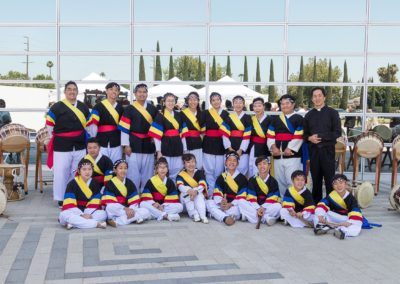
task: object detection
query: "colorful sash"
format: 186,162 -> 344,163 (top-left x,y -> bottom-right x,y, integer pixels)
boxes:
101,99 -> 119,125
222,172 -> 239,194
151,175 -> 168,197
255,175 -> 269,195
252,115 -> 266,138
84,154 -> 103,176
288,186 -> 304,205
209,107 -> 224,126
75,176 -> 93,199
182,108 -> 200,131
163,111 -> 179,130
133,101 -> 153,124
111,177 -> 127,197
47,130 -> 83,169
329,191 -> 348,210
62,100 -> 86,129
178,171 -> 198,188
279,113 -> 295,134
229,113 -> 245,131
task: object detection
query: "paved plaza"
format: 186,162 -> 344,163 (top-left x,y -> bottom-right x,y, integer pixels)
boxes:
0,168 -> 399,284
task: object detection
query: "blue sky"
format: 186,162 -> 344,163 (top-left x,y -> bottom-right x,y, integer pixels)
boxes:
0,0 -> 400,84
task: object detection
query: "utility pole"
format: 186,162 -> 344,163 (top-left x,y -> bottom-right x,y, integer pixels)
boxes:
22,36 -> 33,78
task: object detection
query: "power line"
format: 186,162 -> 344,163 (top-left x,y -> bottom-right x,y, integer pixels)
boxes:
21,36 -> 34,78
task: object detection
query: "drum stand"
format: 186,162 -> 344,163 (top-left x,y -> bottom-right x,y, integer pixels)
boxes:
392,147 -> 399,189
34,143 -> 52,193
352,145 -> 382,195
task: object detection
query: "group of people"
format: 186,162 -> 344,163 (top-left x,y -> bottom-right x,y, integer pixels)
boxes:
47,80 -> 362,239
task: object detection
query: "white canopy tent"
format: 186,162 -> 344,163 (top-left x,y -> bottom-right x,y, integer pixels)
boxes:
198,76 -> 266,102
147,77 -> 198,99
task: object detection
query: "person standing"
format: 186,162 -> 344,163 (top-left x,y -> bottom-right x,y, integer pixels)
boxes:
304,87 -> 341,203
46,81 -> 90,206
87,82 -> 124,163
118,84 -> 158,193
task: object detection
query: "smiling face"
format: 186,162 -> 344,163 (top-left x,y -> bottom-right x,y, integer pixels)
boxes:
210,95 -> 221,109
292,175 -> 306,191
256,160 -> 270,176
233,98 -> 245,113
156,163 -> 168,179
135,86 -> 148,102
87,142 -> 100,158
187,95 -> 199,111
225,156 -> 238,172
106,86 -> 119,101
114,162 -> 128,180
64,83 -> 78,102
79,164 -> 93,181
333,179 -> 347,195
164,95 -> 176,112
312,89 -> 326,109
280,99 -> 295,115
252,100 -> 264,115
183,158 -> 196,172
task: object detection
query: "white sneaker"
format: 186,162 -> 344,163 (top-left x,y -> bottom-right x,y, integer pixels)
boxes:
136,218 -> 144,224
193,214 -> 201,222
266,216 -> 277,226
167,213 -> 180,222
98,221 -> 107,229
107,219 -> 117,228
66,223 -> 73,230
201,217 -> 209,224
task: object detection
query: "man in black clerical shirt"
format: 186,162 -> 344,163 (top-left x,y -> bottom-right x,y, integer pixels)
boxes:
303,87 -> 341,203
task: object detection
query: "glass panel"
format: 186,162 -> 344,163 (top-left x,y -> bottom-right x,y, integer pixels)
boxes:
366,86 -> 400,114
134,0 -> 205,22
60,0 -> 131,22
133,55 -> 206,82
60,27 -> 130,52
0,0 -> 55,22
60,56 -> 131,81
0,56 -> 57,80
368,56 -> 400,86
134,27 -> 206,53
211,0 -> 284,22
211,56 -> 283,83
0,27 -> 56,52
368,27 -> 400,53
288,56 -> 364,83
288,26 -> 365,53
370,0 -> 400,23
210,26 -> 284,53
289,0 -> 366,22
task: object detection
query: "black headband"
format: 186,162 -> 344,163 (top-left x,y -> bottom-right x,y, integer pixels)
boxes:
113,159 -> 128,169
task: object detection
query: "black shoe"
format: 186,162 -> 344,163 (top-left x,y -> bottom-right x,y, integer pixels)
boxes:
333,228 -> 346,240
58,201 -> 63,208
314,224 -> 331,235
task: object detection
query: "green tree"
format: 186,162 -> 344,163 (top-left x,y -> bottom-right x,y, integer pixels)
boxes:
211,56 -> 217,81
326,59 -> 333,106
368,77 -> 376,109
155,41 -> 162,81
268,59 -> 277,103
378,63 -> 398,112
255,57 -> 261,92
182,56 -> 189,81
196,56 -> 203,81
46,61 -> 54,77
139,49 -> 146,81
226,55 -> 232,77
168,48 -> 174,79
296,56 -> 305,105
243,56 -> 248,84
32,74 -> 55,89
359,77 -> 364,110
340,61 -> 349,109
99,72 -> 106,77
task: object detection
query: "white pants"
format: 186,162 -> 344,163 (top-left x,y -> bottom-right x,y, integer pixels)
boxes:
203,154 -> 225,197
237,199 -> 281,224
248,146 -> 258,178
237,154 -> 249,177
127,153 -> 155,193
206,199 -> 241,223
274,157 -> 302,196
187,148 -> 203,170
59,207 -> 107,229
105,203 -> 151,226
280,208 -> 314,228
53,149 -> 86,201
164,156 -> 183,184
140,200 -> 183,221
180,193 -> 207,219
314,208 -> 362,237
100,145 -> 122,164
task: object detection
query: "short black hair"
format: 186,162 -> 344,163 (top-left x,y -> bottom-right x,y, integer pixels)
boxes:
64,81 -> 78,90
182,153 -> 196,162
105,82 -> 120,91
210,92 -> 221,102
0,99 -> 5,108
291,170 -> 306,180
86,137 -> 100,146
255,155 -> 270,166
134,83 -> 148,93
311,87 -> 326,97
252,97 -> 264,105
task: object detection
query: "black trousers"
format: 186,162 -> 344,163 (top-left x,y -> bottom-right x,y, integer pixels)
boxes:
309,145 -> 336,203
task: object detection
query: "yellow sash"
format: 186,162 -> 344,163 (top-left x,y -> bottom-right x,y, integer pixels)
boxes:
178,171 -> 199,188
289,186 -> 304,205
182,108 -> 200,131
111,177 -> 127,197
252,115 -> 265,138
84,154 -> 103,175
101,99 -> 119,125
151,175 -> 168,196
75,176 -> 92,199
222,172 -> 239,194
163,111 -> 179,130
133,101 -> 153,124
279,113 -> 290,132
229,113 -> 245,131
62,100 -> 86,128
329,191 -> 348,210
255,175 -> 269,195
209,107 -> 223,126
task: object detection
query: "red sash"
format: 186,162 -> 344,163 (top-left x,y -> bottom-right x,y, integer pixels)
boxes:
98,125 -> 118,132
164,129 -> 180,137
131,132 -> 150,139
186,130 -> 201,138
230,130 -> 244,137
47,130 -> 83,169
251,136 -> 267,144
205,129 -> 222,137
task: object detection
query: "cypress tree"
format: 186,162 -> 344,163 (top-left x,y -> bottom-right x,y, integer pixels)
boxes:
211,56 -> 217,81
196,56 -> 202,81
226,55 -> 232,77
326,59 -> 333,106
168,48 -> 174,79
268,59 -> 277,103
255,57 -> 261,92
340,60 -> 349,109
139,48 -> 146,81
155,41 -> 162,81
383,63 -> 392,113
369,78 -> 376,109
359,77 -> 364,110
296,56 -> 304,105
243,56 -> 248,83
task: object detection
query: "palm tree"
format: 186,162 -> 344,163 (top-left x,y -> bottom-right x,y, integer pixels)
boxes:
46,61 -> 54,77
99,72 -> 106,77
